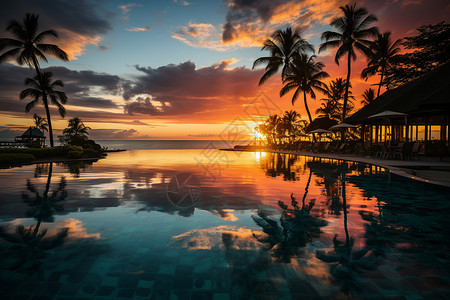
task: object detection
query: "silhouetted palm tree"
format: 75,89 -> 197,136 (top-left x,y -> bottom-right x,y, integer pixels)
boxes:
253,27 -> 314,85
282,110 -> 302,143
319,78 -> 355,120
360,88 -> 376,106
62,117 -> 91,142
33,113 -> 48,133
319,4 -> 378,122
0,13 -> 68,81
280,54 -> 329,141
265,115 -> 281,145
361,32 -> 402,97
20,72 -> 67,147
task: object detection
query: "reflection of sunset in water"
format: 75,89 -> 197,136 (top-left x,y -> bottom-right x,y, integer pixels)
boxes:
0,149 -> 449,299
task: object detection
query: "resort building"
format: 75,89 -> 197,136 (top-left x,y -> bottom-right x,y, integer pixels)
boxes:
346,62 -> 450,155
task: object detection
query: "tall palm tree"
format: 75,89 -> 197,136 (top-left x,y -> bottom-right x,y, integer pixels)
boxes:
319,4 -> 378,122
33,113 -> 48,132
360,88 -> 376,106
280,54 -> 329,125
361,32 -> 402,97
0,13 -> 68,82
252,27 -> 314,85
62,117 -> 91,142
20,72 -> 67,147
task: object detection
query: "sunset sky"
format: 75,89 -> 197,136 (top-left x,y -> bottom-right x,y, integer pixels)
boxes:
0,0 -> 449,140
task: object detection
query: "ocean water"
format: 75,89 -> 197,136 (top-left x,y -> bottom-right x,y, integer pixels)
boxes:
0,150 -> 449,299
97,140 -> 253,150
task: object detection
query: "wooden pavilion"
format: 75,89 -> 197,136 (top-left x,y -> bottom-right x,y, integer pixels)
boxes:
15,127 -> 46,147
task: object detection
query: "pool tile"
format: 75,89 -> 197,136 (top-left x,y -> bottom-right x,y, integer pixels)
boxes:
158,264 -> 177,275
95,285 -> 115,297
116,288 -> 135,298
138,279 -> 155,288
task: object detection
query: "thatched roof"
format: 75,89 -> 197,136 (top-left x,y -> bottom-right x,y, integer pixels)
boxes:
346,62 -> 450,124
305,117 -> 338,132
20,126 -> 45,138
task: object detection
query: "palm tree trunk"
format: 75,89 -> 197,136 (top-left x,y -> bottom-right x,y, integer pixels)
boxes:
377,66 -> 385,98
43,96 -> 54,147
31,55 -> 55,147
301,169 -> 312,209
342,51 -> 352,122
341,52 -> 352,142
304,91 -> 316,142
33,163 -> 53,236
342,173 -> 350,254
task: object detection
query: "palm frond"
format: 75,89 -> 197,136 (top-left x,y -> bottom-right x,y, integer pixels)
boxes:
36,44 -> 68,61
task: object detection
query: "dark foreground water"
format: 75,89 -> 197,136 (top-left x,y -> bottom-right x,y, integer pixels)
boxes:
0,149 -> 449,299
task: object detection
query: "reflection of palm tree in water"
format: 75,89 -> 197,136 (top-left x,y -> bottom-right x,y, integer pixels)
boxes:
316,173 -> 376,295
261,153 -> 300,181
22,163 -> 67,235
0,163 -> 68,275
252,171 -> 327,262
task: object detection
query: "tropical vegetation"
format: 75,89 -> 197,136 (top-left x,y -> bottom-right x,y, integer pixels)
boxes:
252,27 -> 314,85
319,4 -> 378,121
0,13 -> 69,147
361,32 -> 402,97
20,72 -> 68,147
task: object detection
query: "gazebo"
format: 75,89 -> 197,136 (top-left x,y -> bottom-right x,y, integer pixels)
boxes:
15,127 -> 46,147
346,62 -> 450,155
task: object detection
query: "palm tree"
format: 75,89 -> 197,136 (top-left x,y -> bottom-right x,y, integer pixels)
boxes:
282,110 -> 301,143
317,78 -> 354,120
0,13 -> 68,82
319,4 -> 378,122
252,27 -> 314,85
61,117 -> 91,143
33,113 -> 48,133
361,88 -> 376,106
280,54 -> 329,128
361,32 -> 402,97
20,72 -> 67,147
265,115 -> 281,145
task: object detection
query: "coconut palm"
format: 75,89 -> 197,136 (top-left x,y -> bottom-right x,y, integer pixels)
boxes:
280,54 -> 329,128
319,4 -> 378,122
20,72 -> 67,147
61,117 -> 91,143
253,27 -> 314,85
32,113 -> 48,133
360,88 -> 376,106
0,13 -> 68,81
317,78 -> 354,120
265,115 -> 281,145
361,32 -> 402,97
282,110 -> 302,142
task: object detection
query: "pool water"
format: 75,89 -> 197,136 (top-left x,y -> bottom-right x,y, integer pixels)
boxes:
0,149 -> 449,299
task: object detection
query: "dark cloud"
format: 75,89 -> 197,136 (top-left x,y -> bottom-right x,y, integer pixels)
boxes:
0,63 -> 122,115
0,127 -> 25,140
123,60 -> 263,121
222,0 -> 287,42
0,0 -> 112,35
0,0 -> 114,58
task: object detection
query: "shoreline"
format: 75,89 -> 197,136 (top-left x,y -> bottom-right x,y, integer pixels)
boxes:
0,156 -> 103,169
221,148 -> 450,188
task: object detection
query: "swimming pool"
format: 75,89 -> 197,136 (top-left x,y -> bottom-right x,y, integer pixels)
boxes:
0,149 -> 449,299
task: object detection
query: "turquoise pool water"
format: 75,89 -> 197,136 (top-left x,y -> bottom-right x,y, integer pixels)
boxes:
0,149 -> 449,299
